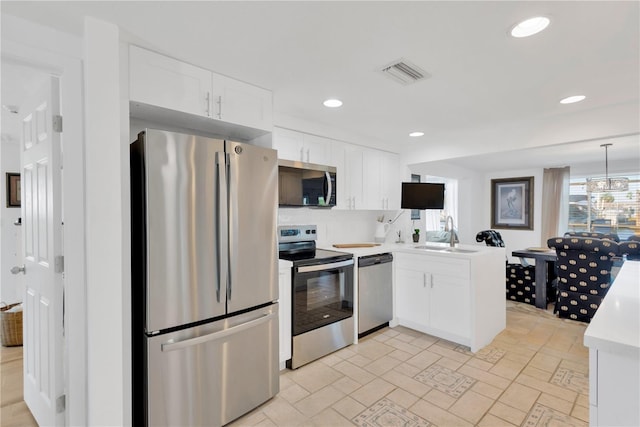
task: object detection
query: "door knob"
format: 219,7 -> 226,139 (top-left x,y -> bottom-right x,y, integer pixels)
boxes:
11,265 -> 25,275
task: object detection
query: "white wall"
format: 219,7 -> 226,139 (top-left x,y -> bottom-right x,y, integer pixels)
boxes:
3,13 -> 88,425
279,208 -> 407,247
0,141 -> 23,304
409,161 -> 484,245
408,159 -> 546,259
84,17 -> 128,426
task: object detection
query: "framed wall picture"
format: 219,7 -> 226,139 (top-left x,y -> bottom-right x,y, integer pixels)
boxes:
491,176 -> 533,230
6,173 -> 21,208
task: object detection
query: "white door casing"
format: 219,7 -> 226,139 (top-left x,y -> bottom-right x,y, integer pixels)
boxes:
21,75 -> 65,426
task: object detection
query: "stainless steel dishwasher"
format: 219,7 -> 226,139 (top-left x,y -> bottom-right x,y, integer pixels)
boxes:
358,253 -> 393,337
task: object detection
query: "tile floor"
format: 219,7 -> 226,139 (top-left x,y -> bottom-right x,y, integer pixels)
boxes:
1,301 -> 589,427
231,301 -> 589,427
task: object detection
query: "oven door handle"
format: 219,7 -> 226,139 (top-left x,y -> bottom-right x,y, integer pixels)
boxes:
297,259 -> 354,273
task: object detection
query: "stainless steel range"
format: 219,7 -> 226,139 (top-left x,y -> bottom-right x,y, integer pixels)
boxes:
278,225 -> 354,369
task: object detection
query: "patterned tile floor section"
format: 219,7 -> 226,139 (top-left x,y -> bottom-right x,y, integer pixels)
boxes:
231,301 -> 589,426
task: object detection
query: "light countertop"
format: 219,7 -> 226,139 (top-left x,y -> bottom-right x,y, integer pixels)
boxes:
278,259 -> 292,269
319,241 -> 504,259
584,260 -> 640,356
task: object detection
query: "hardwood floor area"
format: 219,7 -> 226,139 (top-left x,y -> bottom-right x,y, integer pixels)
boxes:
0,345 -> 37,427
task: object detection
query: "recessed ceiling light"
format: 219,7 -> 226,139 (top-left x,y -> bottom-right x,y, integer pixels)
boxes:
560,95 -> 586,104
409,131 -> 424,137
510,16 -> 550,38
323,99 -> 343,108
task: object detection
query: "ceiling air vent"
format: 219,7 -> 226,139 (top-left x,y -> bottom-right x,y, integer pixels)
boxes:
379,59 -> 430,85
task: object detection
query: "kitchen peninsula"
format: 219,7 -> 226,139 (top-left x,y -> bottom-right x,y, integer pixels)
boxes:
326,242 -> 506,353
584,261 -> 640,426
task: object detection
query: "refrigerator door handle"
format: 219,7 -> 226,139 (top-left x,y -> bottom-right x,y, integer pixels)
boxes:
216,152 -> 229,303
160,312 -> 277,352
227,151 -> 239,301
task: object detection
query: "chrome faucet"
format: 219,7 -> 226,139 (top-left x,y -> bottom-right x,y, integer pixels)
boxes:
445,215 -> 456,247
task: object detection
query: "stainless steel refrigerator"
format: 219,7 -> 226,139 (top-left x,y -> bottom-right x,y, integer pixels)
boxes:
130,128 -> 279,427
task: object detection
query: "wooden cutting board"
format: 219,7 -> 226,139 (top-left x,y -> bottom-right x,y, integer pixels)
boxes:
333,243 -> 381,248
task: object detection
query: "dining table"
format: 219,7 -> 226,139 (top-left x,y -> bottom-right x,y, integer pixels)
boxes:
511,247 -> 557,309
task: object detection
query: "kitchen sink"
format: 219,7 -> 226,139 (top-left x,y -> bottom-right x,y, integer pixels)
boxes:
413,245 -> 477,254
444,247 -> 477,253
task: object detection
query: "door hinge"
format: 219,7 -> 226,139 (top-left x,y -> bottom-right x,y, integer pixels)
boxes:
56,394 -> 66,413
53,115 -> 63,133
55,255 -> 64,274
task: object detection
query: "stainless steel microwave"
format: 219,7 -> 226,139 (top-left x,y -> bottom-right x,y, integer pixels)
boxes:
278,159 -> 336,207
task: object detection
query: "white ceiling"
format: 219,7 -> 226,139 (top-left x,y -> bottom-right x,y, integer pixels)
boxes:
2,1 -> 639,173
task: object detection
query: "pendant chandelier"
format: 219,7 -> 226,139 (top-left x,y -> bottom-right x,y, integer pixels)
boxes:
586,143 -> 629,192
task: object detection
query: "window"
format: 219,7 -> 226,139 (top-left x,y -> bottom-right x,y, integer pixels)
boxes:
422,176 -> 457,231
569,174 -> 639,240
410,174 -> 421,220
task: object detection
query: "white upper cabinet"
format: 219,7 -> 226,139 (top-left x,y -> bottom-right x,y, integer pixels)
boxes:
130,45 -> 212,118
301,134 -> 331,165
381,151 -> 400,210
331,140 -> 398,211
363,149 -> 400,210
330,141 -> 348,209
340,143 -> 364,210
210,73 -> 272,132
273,128 -> 331,165
129,46 -> 272,133
273,128 -> 303,161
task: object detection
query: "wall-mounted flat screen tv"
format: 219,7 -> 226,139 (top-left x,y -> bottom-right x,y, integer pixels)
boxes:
401,182 -> 445,210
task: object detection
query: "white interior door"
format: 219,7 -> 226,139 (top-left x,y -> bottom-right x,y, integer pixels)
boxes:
21,75 -> 64,426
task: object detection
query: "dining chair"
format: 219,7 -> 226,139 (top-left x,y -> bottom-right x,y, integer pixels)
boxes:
476,230 -> 540,306
564,231 -> 620,242
620,240 -> 640,261
547,236 -> 620,322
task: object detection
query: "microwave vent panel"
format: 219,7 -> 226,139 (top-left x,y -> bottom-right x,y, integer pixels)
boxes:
379,59 -> 430,85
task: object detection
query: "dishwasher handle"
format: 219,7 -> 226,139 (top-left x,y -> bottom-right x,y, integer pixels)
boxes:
358,253 -> 393,267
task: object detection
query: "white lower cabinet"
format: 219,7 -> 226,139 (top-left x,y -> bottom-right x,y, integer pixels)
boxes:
395,253 -> 470,342
394,249 -> 504,352
584,262 -> 640,427
278,261 -> 292,368
394,267 -> 430,327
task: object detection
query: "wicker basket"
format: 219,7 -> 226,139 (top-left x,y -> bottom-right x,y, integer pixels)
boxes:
0,302 -> 23,347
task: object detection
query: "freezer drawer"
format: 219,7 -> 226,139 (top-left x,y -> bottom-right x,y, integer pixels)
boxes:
146,304 -> 279,427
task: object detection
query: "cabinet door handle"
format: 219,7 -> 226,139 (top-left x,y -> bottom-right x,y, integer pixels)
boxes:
205,91 -> 211,117
300,147 -> 304,162
217,95 -> 222,119
352,196 -> 356,209
430,273 -> 434,288
423,273 -> 427,287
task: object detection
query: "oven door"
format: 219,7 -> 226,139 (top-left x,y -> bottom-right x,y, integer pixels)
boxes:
292,258 -> 354,336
